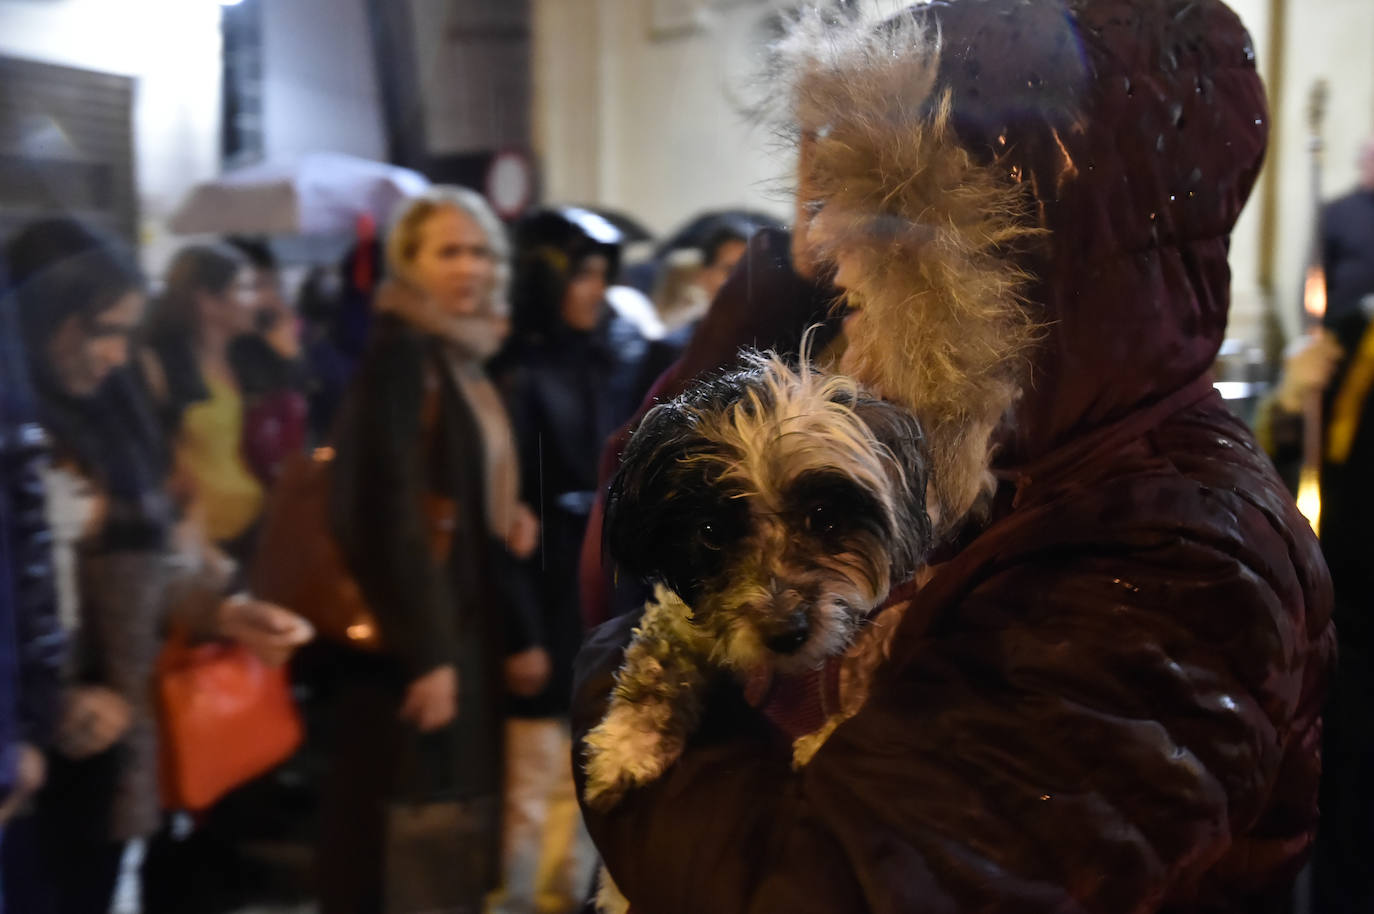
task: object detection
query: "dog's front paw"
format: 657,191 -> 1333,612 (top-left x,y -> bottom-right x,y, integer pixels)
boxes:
582,702 -> 680,812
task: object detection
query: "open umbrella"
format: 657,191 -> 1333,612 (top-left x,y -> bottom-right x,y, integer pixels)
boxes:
654,209 -> 784,259
167,153 -> 431,237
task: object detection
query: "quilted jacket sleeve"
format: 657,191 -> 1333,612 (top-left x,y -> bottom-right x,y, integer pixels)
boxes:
0,283 -> 65,754
1,420 -> 65,750
572,471 -> 1331,914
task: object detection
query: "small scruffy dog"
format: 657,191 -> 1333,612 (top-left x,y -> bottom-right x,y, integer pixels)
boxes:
582,350 -> 933,813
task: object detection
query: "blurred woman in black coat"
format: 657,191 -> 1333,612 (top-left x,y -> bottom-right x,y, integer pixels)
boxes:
321,187 -> 540,914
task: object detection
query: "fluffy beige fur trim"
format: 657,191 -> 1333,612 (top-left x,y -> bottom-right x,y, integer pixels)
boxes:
766,8 -> 1042,527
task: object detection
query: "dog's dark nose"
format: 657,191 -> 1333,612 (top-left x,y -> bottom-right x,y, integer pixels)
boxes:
765,612 -> 811,655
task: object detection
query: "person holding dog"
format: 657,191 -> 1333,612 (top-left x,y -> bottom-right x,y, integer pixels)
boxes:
571,2 -> 1334,912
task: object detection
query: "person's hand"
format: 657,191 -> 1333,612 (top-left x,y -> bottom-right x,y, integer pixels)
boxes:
0,743 -> 47,822
504,647 -> 551,698
1276,330 -> 1343,412
56,686 -> 132,759
400,665 -> 459,732
506,503 -> 539,560
218,595 -> 314,667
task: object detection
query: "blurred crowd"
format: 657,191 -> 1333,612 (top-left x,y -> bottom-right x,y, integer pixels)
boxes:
0,187 -> 773,914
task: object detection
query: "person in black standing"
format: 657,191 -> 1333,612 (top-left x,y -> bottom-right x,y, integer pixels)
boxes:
487,208 -> 646,913
1321,137 -> 1374,324
1256,135 -> 1374,913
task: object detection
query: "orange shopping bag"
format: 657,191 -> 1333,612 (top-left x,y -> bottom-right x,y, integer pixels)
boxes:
157,631 -> 303,811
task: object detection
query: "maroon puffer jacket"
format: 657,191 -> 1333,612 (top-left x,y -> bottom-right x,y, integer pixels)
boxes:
572,1 -> 1334,911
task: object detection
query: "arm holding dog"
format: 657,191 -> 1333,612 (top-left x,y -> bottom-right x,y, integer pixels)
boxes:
573,464 -> 1331,913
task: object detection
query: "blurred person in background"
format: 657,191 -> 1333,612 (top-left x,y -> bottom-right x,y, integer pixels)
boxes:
485,208 -> 649,913
320,187 -> 538,914
1259,234 -> 1374,911
651,220 -> 751,338
642,218 -> 755,391
0,218 -> 308,914
141,243 -> 265,560
299,240 -> 380,445
1320,136 -> 1374,325
0,244 -> 64,912
1258,134 -> 1374,913
224,238 -> 309,485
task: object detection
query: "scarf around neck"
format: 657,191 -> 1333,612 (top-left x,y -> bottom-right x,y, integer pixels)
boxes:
375,279 -> 520,542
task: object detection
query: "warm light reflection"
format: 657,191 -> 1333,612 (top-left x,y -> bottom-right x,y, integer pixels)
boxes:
1296,465 -> 1321,532
1304,264 -> 1327,321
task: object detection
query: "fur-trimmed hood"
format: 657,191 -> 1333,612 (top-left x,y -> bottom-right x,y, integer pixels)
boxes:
767,0 -> 1267,512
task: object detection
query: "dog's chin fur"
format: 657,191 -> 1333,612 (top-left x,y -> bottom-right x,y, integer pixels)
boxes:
698,546 -> 889,676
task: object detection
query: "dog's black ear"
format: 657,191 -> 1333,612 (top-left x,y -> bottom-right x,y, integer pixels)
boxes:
604,402 -> 700,583
852,397 -> 933,572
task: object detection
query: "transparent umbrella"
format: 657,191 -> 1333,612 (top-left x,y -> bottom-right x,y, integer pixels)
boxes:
167,152 -> 431,237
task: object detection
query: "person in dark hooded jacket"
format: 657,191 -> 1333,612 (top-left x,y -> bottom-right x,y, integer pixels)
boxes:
571,2 -> 1334,913
0,255 -> 63,845
487,208 -> 646,912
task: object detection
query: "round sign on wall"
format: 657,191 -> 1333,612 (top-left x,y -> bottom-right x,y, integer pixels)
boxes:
486,149 -> 535,221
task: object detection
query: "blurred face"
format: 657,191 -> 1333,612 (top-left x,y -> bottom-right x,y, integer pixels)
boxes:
46,290 -> 145,396
561,254 -> 609,331
697,239 -> 748,301
249,266 -> 287,314
411,206 -> 498,317
199,266 -> 259,336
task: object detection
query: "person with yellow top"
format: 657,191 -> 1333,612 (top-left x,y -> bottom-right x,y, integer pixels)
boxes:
142,244 -> 265,555
177,372 -> 265,543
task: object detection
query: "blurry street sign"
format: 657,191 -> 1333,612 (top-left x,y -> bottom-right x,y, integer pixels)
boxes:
484,148 -> 533,221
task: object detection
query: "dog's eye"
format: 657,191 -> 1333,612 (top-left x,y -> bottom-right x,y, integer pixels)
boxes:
805,503 -> 836,535
700,522 -> 724,550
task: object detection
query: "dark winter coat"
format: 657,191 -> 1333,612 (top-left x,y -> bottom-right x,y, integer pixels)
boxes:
571,2 -> 1334,912
330,313 -> 510,796
495,318 -> 648,717
0,291 -> 63,795
229,333 -> 309,485
1265,306 -> 1374,648
1321,188 -> 1374,326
